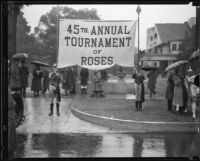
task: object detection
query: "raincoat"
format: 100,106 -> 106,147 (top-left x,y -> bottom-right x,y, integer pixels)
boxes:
31,67 -> 43,91
10,62 -> 21,89
20,65 -> 29,88
172,75 -> 183,107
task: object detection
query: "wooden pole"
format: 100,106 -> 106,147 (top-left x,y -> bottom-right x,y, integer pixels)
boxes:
56,5 -> 59,67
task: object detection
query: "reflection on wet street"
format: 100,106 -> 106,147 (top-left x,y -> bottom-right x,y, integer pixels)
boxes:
15,132 -> 200,158
14,91 -> 200,158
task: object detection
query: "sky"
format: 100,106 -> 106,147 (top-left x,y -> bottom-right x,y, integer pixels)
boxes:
22,4 -> 196,50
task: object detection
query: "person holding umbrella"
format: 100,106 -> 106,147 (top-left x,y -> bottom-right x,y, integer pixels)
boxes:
31,64 -> 43,96
172,68 -> 184,112
147,69 -> 158,99
165,70 -> 174,111
48,65 -> 61,116
10,59 -> 22,93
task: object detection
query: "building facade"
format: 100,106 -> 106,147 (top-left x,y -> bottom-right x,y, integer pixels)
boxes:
140,17 -> 196,71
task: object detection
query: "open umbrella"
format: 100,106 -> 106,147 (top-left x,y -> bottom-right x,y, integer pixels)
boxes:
12,53 -> 30,59
190,49 -> 200,60
31,60 -> 49,67
141,65 -> 157,71
165,60 -> 188,72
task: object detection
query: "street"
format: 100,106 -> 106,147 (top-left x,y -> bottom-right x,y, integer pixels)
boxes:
14,88 -> 200,158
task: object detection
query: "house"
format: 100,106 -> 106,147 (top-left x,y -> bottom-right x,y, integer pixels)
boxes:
140,17 -> 196,70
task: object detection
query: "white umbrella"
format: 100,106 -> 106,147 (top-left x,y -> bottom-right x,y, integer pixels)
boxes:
165,60 -> 188,71
31,60 -> 49,67
190,49 -> 200,60
12,53 -> 30,59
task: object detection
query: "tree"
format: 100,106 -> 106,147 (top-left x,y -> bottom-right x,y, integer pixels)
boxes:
34,6 -> 100,64
16,11 -> 34,53
8,3 -> 23,59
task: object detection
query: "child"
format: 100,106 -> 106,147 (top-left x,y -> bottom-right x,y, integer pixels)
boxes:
134,75 -> 145,111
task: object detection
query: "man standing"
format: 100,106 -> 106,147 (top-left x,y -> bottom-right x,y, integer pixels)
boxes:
19,60 -> 29,97
48,66 -> 61,116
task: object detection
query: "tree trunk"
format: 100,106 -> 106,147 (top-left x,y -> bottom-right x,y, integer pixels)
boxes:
8,3 -> 20,59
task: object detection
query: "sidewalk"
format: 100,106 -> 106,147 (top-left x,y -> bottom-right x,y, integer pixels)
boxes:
71,94 -> 200,132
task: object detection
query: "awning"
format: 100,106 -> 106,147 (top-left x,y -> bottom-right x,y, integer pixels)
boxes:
140,54 -> 177,61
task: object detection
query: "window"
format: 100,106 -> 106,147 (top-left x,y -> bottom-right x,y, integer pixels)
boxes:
154,33 -> 157,39
171,44 -> 177,51
150,36 -> 153,41
178,43 -> 185,51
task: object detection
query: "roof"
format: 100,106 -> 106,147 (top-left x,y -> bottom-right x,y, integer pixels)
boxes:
155,23 -> 189,43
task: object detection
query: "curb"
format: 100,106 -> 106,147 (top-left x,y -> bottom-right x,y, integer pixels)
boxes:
71,107 -> 200,132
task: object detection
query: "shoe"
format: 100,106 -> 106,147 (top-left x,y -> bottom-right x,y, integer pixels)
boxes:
48,103 -> 54,116
56,103 -> 60,116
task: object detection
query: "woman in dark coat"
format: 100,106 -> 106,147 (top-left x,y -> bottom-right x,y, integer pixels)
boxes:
62,68 -> 70,96
147,70 -> 157,98
165,71 -> 174,111
19,60 -> 29,97
68,67 -> 77,94
134,74 -> 145,111
42,67 -> 50,94
80,68 -> 89,94
31,64 -> 43,96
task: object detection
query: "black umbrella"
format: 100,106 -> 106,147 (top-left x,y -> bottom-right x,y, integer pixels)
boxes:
12,53 -> 30,59
141,65 -> 157,71
31,60 -> 49,67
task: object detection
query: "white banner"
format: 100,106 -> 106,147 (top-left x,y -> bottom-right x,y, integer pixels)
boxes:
57,19 -> 137,70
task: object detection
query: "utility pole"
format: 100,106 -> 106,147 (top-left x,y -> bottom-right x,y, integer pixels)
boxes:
136,5 -> 141,71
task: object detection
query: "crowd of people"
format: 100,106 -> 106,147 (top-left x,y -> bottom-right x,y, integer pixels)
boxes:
132,65 -> 199,119
165,67 -> 199,119
8,59 -> 199,159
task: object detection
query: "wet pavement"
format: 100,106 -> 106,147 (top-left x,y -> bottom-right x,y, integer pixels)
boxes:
15,88 -> 200,158
15,133 -> 200,158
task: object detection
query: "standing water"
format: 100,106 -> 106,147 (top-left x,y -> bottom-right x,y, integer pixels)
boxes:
15,132 -> 200,158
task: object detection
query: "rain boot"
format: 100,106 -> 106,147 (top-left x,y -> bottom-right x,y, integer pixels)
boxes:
139,102 -> 142,111
48,103 -> 53,116
56,103 -> 60,116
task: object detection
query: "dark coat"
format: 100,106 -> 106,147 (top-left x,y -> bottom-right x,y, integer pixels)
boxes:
101,70 -> 108,81
62,69 -> 70,90
147,71 -> 157,90
67,68 -> 76,89
20,65 -> 29,88
31,67 -> 43,91
181,78 -> 188,108
134,75 -> 145,102
80,68 -> 89,86
42,69 -> 50,89
165,75 -> 174,100
10,62 -> 21,89
8,87 -> 17,152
